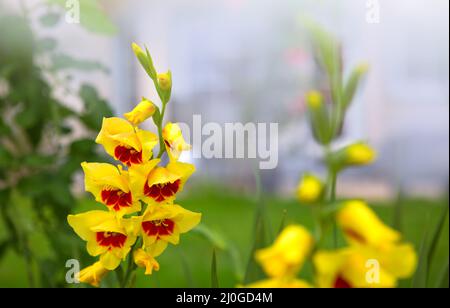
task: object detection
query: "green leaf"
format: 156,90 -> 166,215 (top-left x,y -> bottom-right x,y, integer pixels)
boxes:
192,224 -> 227,251
343,64 -> 368,109
243,213 -> 267,284
79,84 -> 113,131
39,12 -> 61,27
438,261 -> 449,288
426,204 -> 449,286
412,219 -> 430,288
51,53 -> 109,73
277,209 -> 287,235
22,154 -> 56,168
211,249 -> 219,288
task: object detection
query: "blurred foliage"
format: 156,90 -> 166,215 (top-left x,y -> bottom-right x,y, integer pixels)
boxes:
0,3 -> 113,287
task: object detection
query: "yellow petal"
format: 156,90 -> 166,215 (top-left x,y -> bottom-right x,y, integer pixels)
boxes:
136,128 -> 158,162
129,159 -> 160,199
100,250 -> 122,270
337,200 -> 401,247
67,211 -> 116,241
255,225 -> 314,278
345,143 -> 377,166
133,248 -> 160,275
124,98 -> 156,126
95,117 -> 139,157
78,261 -> 109,287
171,204 -> 202,233
163,122 -> 191,161
245,278 -> 312,288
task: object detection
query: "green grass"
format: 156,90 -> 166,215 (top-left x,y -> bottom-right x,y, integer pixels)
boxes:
0,184 -> 448,288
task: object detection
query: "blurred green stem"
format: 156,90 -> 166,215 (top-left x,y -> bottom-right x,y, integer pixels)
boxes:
157,102 -> 168,158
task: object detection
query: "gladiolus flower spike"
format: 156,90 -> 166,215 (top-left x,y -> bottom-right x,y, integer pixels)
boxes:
67,43 -> 200,287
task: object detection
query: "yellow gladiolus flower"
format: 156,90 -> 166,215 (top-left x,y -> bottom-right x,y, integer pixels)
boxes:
67,211 -> 137,270
95,117 -> 158,167
133,248 -> 160,275
245,278 -> 312,288
163,122 -> 191,161
138,204 -> 201,254
337,200 -> 401,248
296,173 -> 324,204
78,261 -> 109,287
124,98 -> 156,126
158,72 -> 172,91
344,142 -> 376,166
81,162 -> 140,216
129,161 -> 195,205
255,225 -> 314,278
314,244 -> 417,288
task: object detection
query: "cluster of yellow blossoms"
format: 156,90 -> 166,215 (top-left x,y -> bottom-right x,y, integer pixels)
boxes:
247,145 -> 417,288
249,200 -> 417,288
68,44 -> 201,287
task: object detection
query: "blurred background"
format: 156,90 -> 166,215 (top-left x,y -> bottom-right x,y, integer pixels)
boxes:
0,0 -> 448,288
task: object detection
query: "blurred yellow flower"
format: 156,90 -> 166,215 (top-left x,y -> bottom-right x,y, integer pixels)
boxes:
81,162 -> 140,216
246,277 -> 312,288
124,98 -> 156,126
163,122 -> 191,161
133,248 -> 160,275
138,204 -> 201,254
78,261 -> 109,288
96,117 -> 158,166
306,90 -> 323,109
344,142 -> 376,166
314,244 -> 417,288
67,211 -> 137,270
337,200 -> 401,247
158,72 -> 172,91
129,161 -> 195,205
256,225 -> 314,278
296,173 -> 324,204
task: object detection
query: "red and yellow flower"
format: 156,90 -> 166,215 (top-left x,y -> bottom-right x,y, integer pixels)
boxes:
96,117 -> 158,166
137,204 -> 201,255
68,211 -> 137,270
130,161 -> 195,205
81,162 -> 140,216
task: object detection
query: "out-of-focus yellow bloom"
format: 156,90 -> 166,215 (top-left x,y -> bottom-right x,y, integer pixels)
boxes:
306,90 -> 323,109
133,248 -> 160,275
246,278 -> 312,288
81,162 -> 140,216
137,204 -> 201,254
158,72 -> 172,91
344,142 -> 376,166
78,261 -> 109,287
124,98 -> 156,126
163,122 -> 191,161
96,117 -> 158,166
337,200 -> 400,248
314,244 -> 417,288
296,173 -> 324,204
67,211 -> 137,270
129,161 -> 195,205
256,225 -> 314,278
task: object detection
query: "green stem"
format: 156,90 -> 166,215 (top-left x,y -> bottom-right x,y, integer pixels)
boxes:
329,169 -> 338,248
157,103 -> 167,158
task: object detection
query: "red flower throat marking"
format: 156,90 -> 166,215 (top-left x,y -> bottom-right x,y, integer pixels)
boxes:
115,145 -> 142,166
142,219 -> 175,238
96,232 -> 127,249
144,180 -> 181,202
101,189 -> 132,211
